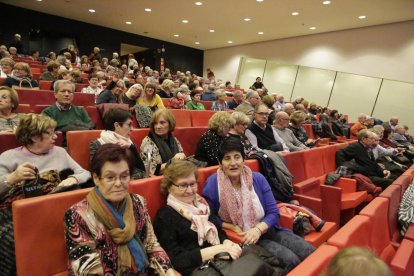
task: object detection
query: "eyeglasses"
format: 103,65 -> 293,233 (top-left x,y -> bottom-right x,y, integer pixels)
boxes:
172,182 -> 198,191
100,174 -> 130,184
43,130 -> 58,136
255,112 -> 269,117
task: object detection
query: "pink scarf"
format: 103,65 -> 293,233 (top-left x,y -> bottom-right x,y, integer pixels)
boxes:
217,165 -> 257,231
167,194 -> 220,246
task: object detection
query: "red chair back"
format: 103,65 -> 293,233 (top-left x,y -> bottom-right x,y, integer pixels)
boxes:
191,110 -> 216,127
66,130 -> 101,169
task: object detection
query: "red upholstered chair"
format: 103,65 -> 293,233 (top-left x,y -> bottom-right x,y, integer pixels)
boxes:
0,132 -> 62,154
38,80 -> 53,90
379,184 -> 403,244
190,110 -> 216,127
85,106 -> 103,129
168,109 -> 192,127
161,98 -> 169,107
173,127 -> 207,156
358,197 -> 396,264
12,188 -> 91,276
32,104 -> 49,113
17,89 -> 55,105
390,238 -> 414,276
327,215 -> 371,248
303,147 -> 326,178
321,143 -> 345,173
393,175 -> 412,196
128,176 -> 166,222
200,100 -> 212,110
66,130 -> 101,169
283,151 -> 306,183
130,128 -> 150,149
72,92 -> 95,106
402,169 -> 414,181
302,124 -> 316,139
15,103 -> 31,113
75,83 -> 88,92
287,244 -> 339,276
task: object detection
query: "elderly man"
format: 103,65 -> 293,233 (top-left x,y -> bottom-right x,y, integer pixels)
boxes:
275,95 -> 285,110
336,129 -> 394,188
245,104 -> 289,152
42,80 -> 94,143
227,90 -> 244,110
383,116 -> 399,132
283,103 -> 295,116
235,90 -> 261,119
350,113 -> 367,136
274,111 -> 308,151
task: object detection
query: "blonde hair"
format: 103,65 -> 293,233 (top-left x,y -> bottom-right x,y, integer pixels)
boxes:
161,79 -> 174,90
208,111 -> 235,133
13,62 -> 32,78
16,114 -> 57,146
231,111 -> 250,125
0,86 -> 19,112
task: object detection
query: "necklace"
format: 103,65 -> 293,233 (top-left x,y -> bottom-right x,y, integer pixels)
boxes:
25,146 -> 49,156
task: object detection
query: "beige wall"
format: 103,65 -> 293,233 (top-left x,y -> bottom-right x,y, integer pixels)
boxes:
204,20 -> 414,86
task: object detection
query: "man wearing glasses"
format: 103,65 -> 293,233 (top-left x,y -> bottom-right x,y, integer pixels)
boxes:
274,111 -> 308,152
245,103 -> 289,152
235,90 -> 261,120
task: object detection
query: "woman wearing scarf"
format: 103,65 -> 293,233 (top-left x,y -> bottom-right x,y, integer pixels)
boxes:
90,108 -> 145,179
154,160 -> 242,276
202,136 -> 315,272
64,144 -> 175,275
140,109 -> 185,176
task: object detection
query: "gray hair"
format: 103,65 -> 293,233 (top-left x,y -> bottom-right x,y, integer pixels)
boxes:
53,80 -> 75,92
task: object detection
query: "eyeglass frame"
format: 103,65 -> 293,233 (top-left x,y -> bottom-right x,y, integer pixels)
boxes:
171,182 -> 198,191
99,174 -> 131,185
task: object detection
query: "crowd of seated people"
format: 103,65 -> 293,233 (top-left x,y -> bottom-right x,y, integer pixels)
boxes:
1,36 -> 414,276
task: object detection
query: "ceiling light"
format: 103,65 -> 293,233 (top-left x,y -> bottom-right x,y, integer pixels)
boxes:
195,42 -> 200,45
244,18 -> 251,22
36,0 -> 42,2
291,12 -> 299,16
209,29 -> 215,33
358,15 -> 367,19
195,2 -> 203,5
173,34 -> 179,37
322,1 -> 331,4
257,0 -> 264,2
144,8 -> 151,12
309,27 -> 316,30
88,9 -> 95,13
227,41 -> 233,44
182,19 -> 189,23
125,21 -> 132,25
258,32 -> 264,35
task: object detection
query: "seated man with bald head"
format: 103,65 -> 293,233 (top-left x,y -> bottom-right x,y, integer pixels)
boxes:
274,111 -> 308,151
283,102 -> 295,116
245,104 -> 289,152
382,116 -> 399,133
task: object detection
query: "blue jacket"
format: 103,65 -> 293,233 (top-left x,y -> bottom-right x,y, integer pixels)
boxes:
202,172 -> 282,230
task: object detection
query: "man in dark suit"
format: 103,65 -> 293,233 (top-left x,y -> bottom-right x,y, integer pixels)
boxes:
336,129 -> 395,188
382,116 -> 399,133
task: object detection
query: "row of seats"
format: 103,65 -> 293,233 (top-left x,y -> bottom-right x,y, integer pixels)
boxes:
289,169 -> 414,276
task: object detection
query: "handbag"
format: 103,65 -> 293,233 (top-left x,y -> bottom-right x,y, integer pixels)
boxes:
192,245 -> 285,276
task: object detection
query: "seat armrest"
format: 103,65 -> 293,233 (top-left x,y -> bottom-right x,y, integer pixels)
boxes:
321,185 -> 341,225
222,228 -> 243,244
334,177 -> 357,193
293,177 -> 320,194
279,212 -> 294,230
293,193 -> 323,217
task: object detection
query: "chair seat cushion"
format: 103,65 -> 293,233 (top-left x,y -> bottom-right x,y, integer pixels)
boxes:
341,191 -> 367,210
304,221 -> 338,247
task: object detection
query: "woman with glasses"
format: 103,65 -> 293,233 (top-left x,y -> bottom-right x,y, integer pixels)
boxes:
154,160 -> 242,276
64,144 -> 175,275
0,86 -> 22,133
90,108 -> 145,179
96,79 -> 125,104
202,136 -> 315,272
4,62 -> 39,89
137,83 -> 165,112
140,109 -> 185,176
0,113 -> 90,276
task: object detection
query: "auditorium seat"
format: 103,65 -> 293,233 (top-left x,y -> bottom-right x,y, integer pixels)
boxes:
12,188 -> 92,276
303,148 -> 325,178
16,103 -> 31,113
393,174 -> 412,195
161,97 -> 169,107
379,184 -> 403,244
39,80 -> 53,90
190,110 -> 216,127
17,89 -> 95,106
66,130 -> 101,169
130,128 -> 150,149
200,100 -> 213,110
390,238 -> 414,276
327,215 -> 371,249
32,104 -> 49,113
283,151 -> 306,183
85,106 -> 103,129
173,127 -> 207,156
75,83 -> 88,92
287,244 -> 339,276
168,109 -> 192,127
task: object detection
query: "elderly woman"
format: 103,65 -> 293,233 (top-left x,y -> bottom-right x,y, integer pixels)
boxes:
90,108 -> 145,179
154,160 -> 242,276
229,112 -> 256,156
4,62 -> 39,89
211,89 -> 228,111
186,90 -> 205,110
202,137 -> 315,271
195,111 -> 235,167
137,83 -> 165,111
168,88 -> 186,109
140,109 -> 185,175
0,114 -> 90,276
159,79 -> 174,98
96,79 -> 125,104
288,111 -> 318,147
64,144 -> 175,275
0,86 -> 21,133
0,57 -> 14,78
81,74 -> 103,102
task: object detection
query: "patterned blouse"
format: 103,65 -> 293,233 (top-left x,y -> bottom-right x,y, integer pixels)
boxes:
64,194 -> 172,275
195,129 -> 225,167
